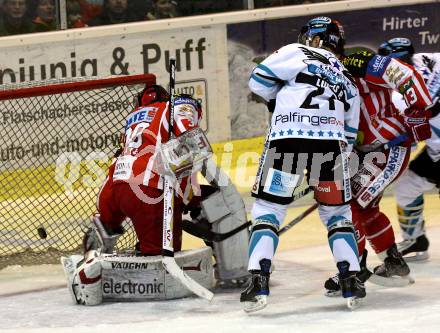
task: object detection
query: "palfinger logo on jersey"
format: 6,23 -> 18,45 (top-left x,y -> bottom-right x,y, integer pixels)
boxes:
274,112 -> 343,126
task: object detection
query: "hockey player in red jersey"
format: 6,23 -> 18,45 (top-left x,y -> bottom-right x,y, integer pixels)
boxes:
62,84 -> 253,305
86,84 -> 203,256
325,45 -> 433,295
378,37 -> 440,262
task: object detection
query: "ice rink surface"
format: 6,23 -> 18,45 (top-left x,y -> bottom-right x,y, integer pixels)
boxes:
1,221 -> 440,333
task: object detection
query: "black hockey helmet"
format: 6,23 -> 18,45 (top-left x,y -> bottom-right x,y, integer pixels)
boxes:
135,84 -> 169,107
298,16 -> 345,55
378,37 -> 414,63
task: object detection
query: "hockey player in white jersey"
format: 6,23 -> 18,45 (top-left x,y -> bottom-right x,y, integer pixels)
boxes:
241,17 -> 361,312
378,38 -> 440,261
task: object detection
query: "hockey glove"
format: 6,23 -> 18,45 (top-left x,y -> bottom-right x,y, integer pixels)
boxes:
403,108 -> 432,142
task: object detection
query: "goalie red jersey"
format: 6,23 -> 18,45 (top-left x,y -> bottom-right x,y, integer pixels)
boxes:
95,85 -> 203,255
112,87 -> 202,192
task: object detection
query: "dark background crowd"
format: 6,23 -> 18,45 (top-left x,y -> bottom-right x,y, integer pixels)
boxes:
0,0 -> 341,37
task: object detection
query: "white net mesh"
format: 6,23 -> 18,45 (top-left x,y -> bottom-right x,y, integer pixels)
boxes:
0,74 -> 156,269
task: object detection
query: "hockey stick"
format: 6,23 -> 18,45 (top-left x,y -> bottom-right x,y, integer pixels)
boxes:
279,202 -> 319,235
162,59 -> 213,301
182,186 -> 315,242
362,133 -> 409,153
182,219 -> 252,242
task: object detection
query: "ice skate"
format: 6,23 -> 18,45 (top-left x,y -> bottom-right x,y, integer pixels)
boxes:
398,234 -> 430,262
370,244 -> 415,287
240,259 -> 271,313
325,250 -> 371,297
337,261 -> 366,310
324,273 -> 341,297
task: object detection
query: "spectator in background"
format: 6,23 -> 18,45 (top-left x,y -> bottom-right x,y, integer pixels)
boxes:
0,0 -> 35,36
33,0 -> 56,32
145,0 -> 178,20
78,0 -> 103,23
178,0 -> 241,16
255,0 -> 295,7
67,0 -> 88,28
87,0 -> 139,26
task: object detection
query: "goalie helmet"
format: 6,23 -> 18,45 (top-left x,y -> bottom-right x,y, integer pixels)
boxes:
378,37 -> 414,63
135,84 -> 169,107
174,94 -> 203,126
298,16 -> 345,56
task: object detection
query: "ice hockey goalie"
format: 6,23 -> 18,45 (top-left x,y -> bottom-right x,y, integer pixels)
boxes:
60,85 -> 250,305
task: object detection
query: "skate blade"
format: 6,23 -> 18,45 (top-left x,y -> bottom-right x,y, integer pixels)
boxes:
403,251 -> 429,262
243,295 -> 267,313
369,273 -> 415,288
325,290 -> 342,297
347,297 -> 363,310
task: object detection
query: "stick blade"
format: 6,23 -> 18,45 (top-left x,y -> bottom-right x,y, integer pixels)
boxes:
162,256 -> 214,301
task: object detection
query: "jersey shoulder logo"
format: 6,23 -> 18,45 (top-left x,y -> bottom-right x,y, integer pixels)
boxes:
298,46 -> 331,65
366,55 -> 391,78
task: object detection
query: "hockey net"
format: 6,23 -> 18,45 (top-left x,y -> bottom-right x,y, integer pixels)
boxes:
0,74 -> 156,269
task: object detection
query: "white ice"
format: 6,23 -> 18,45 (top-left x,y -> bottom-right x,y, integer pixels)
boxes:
1,225 -> 440,333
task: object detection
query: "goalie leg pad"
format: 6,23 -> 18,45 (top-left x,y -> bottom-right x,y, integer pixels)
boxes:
200,160 -> 250,283
100,247 -> 214,301
62,248 -> 214,304
61,250 -> 103,306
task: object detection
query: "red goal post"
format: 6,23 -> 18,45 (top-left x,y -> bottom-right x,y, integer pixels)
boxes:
0,74 -> 156,269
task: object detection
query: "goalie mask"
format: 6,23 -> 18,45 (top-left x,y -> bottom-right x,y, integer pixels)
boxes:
298,16 -> 345,56
174,94 -> 203,127
135,84 -> 170,107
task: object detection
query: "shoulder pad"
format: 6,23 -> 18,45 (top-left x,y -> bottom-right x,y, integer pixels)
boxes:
343,51 -> 375,77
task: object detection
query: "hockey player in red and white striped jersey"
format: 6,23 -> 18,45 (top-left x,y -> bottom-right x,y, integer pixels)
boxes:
378,37 -> 440,261
325,48 -> 433,295
91,85 -> 203,256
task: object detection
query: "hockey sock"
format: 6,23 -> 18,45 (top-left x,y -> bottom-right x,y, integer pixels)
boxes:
397,195 -> 425,240
248,199 -> 286,271
327,216 -> 360,271
248,214 -> 280,271
353,218 -> 366,260
364,211 -> 395,254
